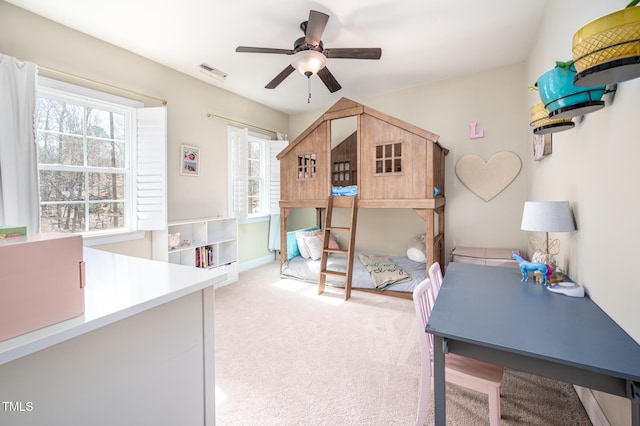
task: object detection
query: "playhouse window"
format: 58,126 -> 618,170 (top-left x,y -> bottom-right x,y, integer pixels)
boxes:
375,141 -> 403,174
297,153 -> 316,179
332,161 -> 350,183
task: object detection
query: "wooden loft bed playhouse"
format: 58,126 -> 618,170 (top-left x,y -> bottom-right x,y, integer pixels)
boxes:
277,98 -> 448,299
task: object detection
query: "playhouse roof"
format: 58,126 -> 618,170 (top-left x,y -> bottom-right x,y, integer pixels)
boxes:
277,97 -> 445,160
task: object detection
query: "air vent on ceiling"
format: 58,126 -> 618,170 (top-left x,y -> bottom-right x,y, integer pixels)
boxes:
199,63 -> 228,82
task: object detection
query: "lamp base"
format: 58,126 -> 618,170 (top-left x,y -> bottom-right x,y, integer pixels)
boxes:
548,273 -> 565,284
533,271 -> 565,285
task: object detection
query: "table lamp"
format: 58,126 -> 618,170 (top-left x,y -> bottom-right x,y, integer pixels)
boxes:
520,201 -> 576,278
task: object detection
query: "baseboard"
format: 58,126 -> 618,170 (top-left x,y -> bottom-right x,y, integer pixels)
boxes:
574,385 -> 610,426
239,253 -> 276,272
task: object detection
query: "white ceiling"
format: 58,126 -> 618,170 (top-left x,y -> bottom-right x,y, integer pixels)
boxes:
7,0 -> 547,115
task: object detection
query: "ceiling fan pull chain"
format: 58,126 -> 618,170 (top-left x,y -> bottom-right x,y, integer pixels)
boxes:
307,77 -> 312,104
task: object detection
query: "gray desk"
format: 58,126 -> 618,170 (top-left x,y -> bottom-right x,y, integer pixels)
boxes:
426,262 -> 640,426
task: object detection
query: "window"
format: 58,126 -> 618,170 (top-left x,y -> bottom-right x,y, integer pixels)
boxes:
297,153 -> 317,179
228,126 -> 287,221
375,140 -> 403,174
332,161 -> 350,184
247,137 -> 266,215
36,77 -> 167,242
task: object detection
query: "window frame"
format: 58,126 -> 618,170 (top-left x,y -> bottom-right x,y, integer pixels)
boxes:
374,139 -> 404,176
36,77 -> 152,245
297,152 -> 317,180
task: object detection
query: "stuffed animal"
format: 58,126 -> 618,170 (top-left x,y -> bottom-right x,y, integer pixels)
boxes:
169,232 -> 180,250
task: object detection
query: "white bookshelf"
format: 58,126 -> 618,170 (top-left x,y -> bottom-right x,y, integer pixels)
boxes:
153,217 -> 238,286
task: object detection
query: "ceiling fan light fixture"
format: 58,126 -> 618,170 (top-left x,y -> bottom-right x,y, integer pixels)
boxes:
291,50 -> 326,77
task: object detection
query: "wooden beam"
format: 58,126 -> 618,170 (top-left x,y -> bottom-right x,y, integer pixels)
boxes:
279,207 -> 292,269
323,106 -> 364,121
280,197 -> 446,210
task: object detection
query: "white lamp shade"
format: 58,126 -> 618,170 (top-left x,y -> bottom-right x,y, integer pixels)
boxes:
291,50 -> 326,76
521,201 -> 576,232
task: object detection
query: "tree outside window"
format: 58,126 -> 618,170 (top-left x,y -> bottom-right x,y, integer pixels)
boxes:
247,138 -> 263,215
36,96 -> 128,233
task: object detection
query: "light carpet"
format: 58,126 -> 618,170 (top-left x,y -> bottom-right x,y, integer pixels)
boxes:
214,261 -> 592,425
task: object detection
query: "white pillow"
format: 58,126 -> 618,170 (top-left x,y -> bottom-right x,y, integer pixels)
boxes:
407,234 -> 427,263
322,232 -> 340,250
303,235 -> 323,260
296,230 -> 321,258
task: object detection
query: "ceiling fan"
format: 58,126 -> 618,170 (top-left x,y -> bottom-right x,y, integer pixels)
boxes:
236,10 -> 382,94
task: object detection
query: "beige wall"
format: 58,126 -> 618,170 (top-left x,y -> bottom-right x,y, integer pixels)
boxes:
0,0 -> 287,262
238,220 -> 271,265
526,1 -> 639,423
527,0 -> 640,339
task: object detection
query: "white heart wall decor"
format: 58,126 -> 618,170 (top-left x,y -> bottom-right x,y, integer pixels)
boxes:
455,151 -> 522,202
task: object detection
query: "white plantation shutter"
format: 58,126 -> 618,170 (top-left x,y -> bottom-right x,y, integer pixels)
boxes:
269,140 -> 288,214
135,106 -> 167,230
228,126 -> 285,220
228,126 -> 249,219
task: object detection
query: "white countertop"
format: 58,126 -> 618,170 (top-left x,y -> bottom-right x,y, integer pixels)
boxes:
0,248 -> 226,366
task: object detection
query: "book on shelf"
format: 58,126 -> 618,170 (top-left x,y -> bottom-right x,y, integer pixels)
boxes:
195,245 -> 216,269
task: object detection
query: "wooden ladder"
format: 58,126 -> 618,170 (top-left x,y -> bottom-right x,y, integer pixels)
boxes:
318,196 -> 358,300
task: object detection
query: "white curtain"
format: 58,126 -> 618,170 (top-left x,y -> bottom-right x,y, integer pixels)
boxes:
0,55 -> 38,233
268,140 -> 287,251
268,214 -> 280,251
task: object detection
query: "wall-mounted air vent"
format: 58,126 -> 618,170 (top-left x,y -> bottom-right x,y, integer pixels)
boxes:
199,63 -> 228,82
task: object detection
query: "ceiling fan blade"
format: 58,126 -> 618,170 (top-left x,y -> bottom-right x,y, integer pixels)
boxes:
265,65 -> 296,89
236,46 -> 295,55
305,10 -> 329,46
317,67 -> 342,93
323,48 -> 382,60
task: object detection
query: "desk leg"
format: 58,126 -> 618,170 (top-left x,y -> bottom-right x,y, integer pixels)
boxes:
433,335 -> 446,426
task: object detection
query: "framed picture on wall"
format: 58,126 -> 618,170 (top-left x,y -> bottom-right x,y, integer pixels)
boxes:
180,144 -> 200,176
533,134 -> 552,161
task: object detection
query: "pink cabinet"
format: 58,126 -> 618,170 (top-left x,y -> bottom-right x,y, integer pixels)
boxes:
0,233 -> 84,342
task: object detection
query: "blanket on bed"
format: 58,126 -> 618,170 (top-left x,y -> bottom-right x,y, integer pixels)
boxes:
358,253 -> 411,290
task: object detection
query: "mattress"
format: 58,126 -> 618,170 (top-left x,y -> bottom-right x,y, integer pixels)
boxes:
281,252 -> 427,293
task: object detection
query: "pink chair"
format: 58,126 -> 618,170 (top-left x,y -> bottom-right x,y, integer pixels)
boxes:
428,262 -> 444,299
413,278 -> 504,426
